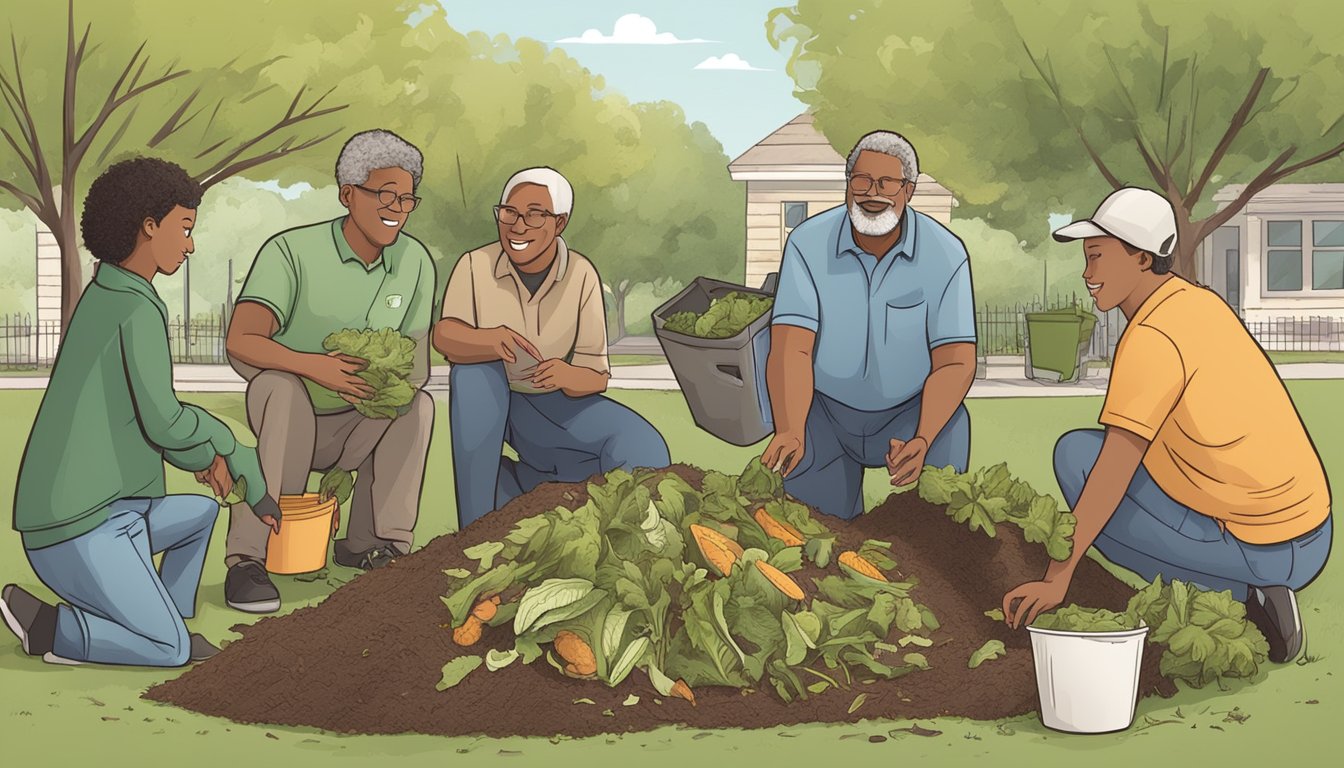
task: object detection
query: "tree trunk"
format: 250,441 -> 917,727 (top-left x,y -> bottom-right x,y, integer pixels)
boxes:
612,286 -> 629,343
57,185 -> 82,340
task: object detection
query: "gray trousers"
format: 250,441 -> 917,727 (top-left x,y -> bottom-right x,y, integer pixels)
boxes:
224,366 -> 434,567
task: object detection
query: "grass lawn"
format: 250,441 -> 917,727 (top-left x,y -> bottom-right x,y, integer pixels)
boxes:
0,383 -> 1339,766
609,354 -> 667,367
1267,351 -> 1344,364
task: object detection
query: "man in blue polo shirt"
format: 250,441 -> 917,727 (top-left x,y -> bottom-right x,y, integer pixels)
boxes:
761,130 -> 978,519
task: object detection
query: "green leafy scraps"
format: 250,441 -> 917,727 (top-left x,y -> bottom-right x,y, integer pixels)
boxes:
968,640 -> 1006,669
436,656 -> 482,691
322,327 -> 417,419
663,291 -> 773,339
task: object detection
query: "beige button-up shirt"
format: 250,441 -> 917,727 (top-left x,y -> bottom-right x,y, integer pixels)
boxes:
441,236 -> 610,392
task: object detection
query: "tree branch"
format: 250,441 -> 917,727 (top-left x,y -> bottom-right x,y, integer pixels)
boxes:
197,128 -> 343,190
68,40 -> 190,174
1021,41 -> 1123,189
0,176 -> 42,212
5,32 -> 53,196
1184,68 -> 1270,208
192,86 -> 347,183
147,86 -> 203,147
1190,146 -> 1296,243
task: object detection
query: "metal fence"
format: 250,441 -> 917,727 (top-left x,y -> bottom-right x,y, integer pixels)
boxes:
0,308 -> 231,369
975,294 -> 1126,360
1245,316 -> 1344,351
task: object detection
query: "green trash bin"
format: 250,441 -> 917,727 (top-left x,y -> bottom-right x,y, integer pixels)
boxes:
1024,305 -> 1098,383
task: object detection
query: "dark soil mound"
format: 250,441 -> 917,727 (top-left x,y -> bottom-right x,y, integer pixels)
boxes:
146,465 -> 1175,737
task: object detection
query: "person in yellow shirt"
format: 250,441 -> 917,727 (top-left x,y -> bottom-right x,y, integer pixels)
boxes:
1003,187 -> 1332,663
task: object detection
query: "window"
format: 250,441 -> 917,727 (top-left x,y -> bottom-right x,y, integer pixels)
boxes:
1313,220 -> 1344,290
1266,221 -> 1302,291
1264,218 -> 1344,294
783,202 -> 808,232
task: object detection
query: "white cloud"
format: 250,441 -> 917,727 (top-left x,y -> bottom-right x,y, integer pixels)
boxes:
556,14 -> 711,45
693,53 -> 771,72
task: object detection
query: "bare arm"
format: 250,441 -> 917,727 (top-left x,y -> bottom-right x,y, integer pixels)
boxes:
1003,426 -> 1148,627
915,341 -> 977,444
225,301 -> 374,400
226,301 -> 314,376
759,324 -> 817,476
432,318 -> 539,365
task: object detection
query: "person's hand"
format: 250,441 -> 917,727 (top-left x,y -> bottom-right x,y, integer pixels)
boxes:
253,495 -> 282,534
194,454 -> 234,500
484,326 -> 541,365
1002,578 -> 1070,629
887,436 -> 929,487
306,351 -> 375,402
530,358 -> 578,392
761,431 -> 806,478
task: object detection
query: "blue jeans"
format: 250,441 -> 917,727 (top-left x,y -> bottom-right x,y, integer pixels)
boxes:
1055,429 -> 1332,601
24,495 -> 218,666
785,391 -> 971,520
449,361 -> 671,529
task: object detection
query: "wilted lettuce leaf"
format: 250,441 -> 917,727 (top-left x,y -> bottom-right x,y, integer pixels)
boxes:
1032,604 -> 1135,632
663,292 -> 773,339
968,639 -> 1006,668
738,456 -> 783,500
322,327 -> 417,419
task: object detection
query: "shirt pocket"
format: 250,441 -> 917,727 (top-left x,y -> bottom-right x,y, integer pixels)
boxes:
883,301 -> 929,354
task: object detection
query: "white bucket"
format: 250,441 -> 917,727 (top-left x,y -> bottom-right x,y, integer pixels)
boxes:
1026,624 -> 1150,734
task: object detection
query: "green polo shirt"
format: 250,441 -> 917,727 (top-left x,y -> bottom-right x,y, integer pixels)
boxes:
236,218 -> 436,414
14,264 -> 269,549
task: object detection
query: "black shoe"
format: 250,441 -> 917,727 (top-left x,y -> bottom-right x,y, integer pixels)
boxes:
188,633 -> 221,663
1245,585 -> 1303,663
224,561 -> 281,614
333,540 -> 401,571
0,584 -> 58,656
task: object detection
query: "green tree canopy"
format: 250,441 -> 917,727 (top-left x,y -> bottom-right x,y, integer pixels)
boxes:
768,0 -> 1344,278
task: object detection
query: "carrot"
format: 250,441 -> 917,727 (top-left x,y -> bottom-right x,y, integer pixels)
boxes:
452,615 -> 483,646
670,679 -> 696,706
554,630 -> 597,676
471,598 -> 497,622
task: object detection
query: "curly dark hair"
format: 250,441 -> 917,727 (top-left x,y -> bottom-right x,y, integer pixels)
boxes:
80,157 -> 203,264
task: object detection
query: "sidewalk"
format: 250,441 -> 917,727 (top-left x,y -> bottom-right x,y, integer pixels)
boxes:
2,359 -> 1340,395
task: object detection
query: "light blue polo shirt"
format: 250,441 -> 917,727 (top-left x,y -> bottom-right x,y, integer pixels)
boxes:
771,205 -> 976,412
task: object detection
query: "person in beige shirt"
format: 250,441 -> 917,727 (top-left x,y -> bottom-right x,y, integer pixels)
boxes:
433,167 -> 670,527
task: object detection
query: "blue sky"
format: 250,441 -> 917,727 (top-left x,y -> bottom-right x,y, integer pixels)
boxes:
436,1 -> 808,159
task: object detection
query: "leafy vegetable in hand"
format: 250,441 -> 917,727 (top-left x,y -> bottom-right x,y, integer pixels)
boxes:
322,327 -> 417,419
318,468 -> 354,505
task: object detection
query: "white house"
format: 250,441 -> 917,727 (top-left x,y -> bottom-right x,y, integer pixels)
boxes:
727,114 -> 956,288
1200,183 -> 1344,321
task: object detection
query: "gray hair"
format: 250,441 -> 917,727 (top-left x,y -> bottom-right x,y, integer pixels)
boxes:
501,167 -> 574,217
845,131 -> 919,183
335,129 -> 424,189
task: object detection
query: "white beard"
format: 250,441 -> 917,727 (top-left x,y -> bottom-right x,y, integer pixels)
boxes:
849,201 -> 901,237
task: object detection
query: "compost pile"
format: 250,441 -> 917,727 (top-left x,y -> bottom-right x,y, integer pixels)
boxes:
148,461 -> 1196,738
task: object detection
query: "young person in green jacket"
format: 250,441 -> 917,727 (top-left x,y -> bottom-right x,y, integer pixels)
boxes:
0,157 -> 276,667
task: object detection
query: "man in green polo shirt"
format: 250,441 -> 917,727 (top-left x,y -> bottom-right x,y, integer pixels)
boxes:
223,129 -> 436,613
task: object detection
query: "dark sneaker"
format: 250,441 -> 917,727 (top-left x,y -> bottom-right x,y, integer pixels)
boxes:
333,540 -> 401,571
225,561 -> 281,614
1245,585 -> 1303,663
1,584 -> 57,656
188,633 -> 221,663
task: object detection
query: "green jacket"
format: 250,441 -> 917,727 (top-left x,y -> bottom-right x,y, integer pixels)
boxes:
13,263 -> 268,549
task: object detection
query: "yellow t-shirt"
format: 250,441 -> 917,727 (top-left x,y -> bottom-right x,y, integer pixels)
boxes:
1099,277 -> 1330,544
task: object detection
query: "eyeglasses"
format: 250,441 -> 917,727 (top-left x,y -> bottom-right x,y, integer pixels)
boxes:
847,173 -> 910,197
351,185 -> 421,213
494,205 -> 559,229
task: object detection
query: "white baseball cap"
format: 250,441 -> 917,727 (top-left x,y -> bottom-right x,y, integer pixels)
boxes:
1052,187 -> 1178,257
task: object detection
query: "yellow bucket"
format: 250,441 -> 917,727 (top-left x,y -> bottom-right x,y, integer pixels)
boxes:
265,493 -> 340,575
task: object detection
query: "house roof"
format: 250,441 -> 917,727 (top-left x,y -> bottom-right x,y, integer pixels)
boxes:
729,113 -> 951,195
1213,183 -> 1344,204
